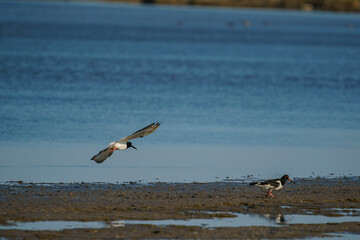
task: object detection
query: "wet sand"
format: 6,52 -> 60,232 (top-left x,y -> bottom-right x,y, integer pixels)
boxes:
1,177 -> 360,239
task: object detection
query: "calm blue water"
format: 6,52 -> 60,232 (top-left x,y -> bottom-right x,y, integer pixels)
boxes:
0,0 -> 360,182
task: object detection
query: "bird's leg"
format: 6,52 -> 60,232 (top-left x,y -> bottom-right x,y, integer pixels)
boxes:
269,190 -> 276,198
266,191 -> 270,198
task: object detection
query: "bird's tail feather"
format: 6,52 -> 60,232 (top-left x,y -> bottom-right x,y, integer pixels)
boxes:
250,182 -> 260,186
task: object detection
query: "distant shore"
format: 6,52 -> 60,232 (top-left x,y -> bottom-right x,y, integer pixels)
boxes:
105,0 -> 360,12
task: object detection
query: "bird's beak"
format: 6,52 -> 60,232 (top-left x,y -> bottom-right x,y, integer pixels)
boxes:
288,177 -> 295,184
131,145 -> 137,150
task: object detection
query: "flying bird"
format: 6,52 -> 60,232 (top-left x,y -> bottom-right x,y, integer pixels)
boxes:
91,122 -> 161,164
250,174 -> 295,198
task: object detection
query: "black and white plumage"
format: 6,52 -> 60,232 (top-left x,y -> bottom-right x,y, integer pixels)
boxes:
250,175 -> 295,198
91,122 -> 161,164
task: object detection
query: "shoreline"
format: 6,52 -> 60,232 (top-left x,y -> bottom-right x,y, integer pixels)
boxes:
15,0 -> 360,13
104,0 -> 360,13
1,177 -> 360,239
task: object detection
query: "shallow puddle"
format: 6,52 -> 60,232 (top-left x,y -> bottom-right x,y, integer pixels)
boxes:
1,220 -> 106,231
113,212 -> 360,229
1,212 -> 360,231
329,208 -> 360,216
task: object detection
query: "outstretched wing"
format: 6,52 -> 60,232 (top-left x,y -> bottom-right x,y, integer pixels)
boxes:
117,122 -> 160,143
91,147 -> 114,164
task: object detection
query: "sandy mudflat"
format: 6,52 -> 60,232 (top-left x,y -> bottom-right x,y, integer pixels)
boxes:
1,177 -> 360,239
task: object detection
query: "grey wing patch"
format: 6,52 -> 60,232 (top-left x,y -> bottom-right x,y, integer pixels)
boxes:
133,122 -> 160,137
118,122 -> 161,142
91,147 -> 113,164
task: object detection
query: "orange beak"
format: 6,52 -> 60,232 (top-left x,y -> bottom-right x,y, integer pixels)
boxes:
288,177 -> 295,184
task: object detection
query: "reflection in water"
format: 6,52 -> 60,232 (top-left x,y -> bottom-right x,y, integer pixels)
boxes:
109,221 -> 125,227
263,214 -> 286,224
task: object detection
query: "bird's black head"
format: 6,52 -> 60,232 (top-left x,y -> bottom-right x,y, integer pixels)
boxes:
281,175 -> 289,180
127,142 -> 137,150
281,174 -> 295,184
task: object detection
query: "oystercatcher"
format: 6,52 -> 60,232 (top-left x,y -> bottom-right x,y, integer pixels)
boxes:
250,175 -> 295,198
91,122 -> 161,164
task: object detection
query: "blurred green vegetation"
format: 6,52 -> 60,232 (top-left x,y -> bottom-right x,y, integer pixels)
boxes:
107,0 -> 360,12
